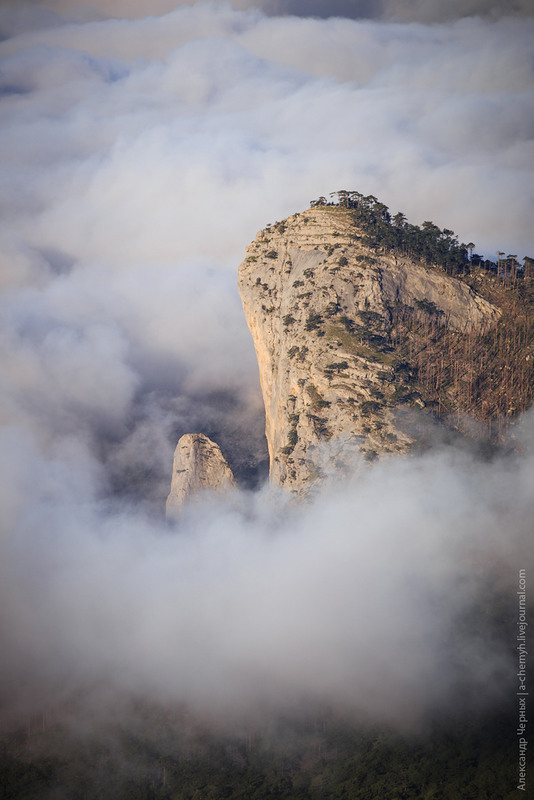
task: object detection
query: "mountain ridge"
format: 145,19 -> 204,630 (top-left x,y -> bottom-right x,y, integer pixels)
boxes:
169,195 -> 534,502
238,203 -> 504,492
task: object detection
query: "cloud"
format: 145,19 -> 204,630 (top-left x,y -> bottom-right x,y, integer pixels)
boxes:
1,6 -> 532,260
5,0 -> 533,28
0,0 -> 532,737
1,427 -> 532,730
281,0 -> 534,21
380,0 -> 534,22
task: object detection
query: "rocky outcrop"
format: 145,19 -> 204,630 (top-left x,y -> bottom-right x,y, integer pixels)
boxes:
166,433 -> 235,519
238,205 -> 499,493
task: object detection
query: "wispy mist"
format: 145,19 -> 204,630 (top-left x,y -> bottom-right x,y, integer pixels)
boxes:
1,427 -> 533,730
0,0 -> 533,736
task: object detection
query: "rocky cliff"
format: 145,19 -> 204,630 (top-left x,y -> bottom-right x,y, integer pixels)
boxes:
238,205 -> 500,493
166,433 -> 235,519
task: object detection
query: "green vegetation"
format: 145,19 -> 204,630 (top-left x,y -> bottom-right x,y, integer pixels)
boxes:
388,277 -> 534,428
339,315 -> 355,332
360,400 -> 382,416
306,413 -> 330,438
326,191 -> 470,275
278,191 -> 534,439
281,410 -> 301,455
324,301 -> 341,317
358,310 -> 383,327
1,705 -> 516,799
305,312 -> 323,331
324,361 -> 349,375
326,324 -> 396,366
297,346 -> 309,362
314,266 -> 534,434
413,297 -> 442,316
287,429 -> 298,446
314,189 -> 533,280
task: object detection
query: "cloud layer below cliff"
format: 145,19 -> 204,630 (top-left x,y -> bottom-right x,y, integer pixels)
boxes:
2,424 -> 533,730
0,0 -> 532,733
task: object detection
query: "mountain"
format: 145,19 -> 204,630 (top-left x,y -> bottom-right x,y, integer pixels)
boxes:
238,199 -> 532,492
171,195 -> 533,501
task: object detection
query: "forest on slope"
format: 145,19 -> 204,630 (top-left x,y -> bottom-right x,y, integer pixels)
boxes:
307,192 -> 534,440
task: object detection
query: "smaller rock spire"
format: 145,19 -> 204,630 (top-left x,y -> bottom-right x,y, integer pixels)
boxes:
166,433 -> 235,520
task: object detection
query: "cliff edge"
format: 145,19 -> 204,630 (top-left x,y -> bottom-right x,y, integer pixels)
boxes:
238,205 -> 500,492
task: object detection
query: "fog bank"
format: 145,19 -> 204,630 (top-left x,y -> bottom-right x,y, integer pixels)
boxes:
1,426 -> 532,731
0,0 -> 532,736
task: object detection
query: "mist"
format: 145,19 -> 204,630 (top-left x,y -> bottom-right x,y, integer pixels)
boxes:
1,426 -> 533,732
0,0 -> 533,739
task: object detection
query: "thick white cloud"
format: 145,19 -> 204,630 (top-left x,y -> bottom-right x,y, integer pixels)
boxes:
1,428 -> 532,727
0,0 -> 532,733
1,5 -> 532,261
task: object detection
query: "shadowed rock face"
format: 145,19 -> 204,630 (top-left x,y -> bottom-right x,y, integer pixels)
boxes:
238,205 -> 499,493
166,433 -> 235,519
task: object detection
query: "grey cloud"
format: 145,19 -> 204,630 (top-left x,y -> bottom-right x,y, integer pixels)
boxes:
380,0 -> 534,22
259,0 -> 534,20
245,0 -> 383,19
1,432 -> 531,728
0,0 -> 532,737
2,8 -> 531,256
8,0 -> 534,25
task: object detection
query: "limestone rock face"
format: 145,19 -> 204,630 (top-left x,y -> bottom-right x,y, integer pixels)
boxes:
166,433 -> 235,519
238,206 -> 499,493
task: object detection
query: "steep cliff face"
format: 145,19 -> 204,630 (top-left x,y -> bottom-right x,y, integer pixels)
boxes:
238,205 -> 500,492
166,433 -> 235,519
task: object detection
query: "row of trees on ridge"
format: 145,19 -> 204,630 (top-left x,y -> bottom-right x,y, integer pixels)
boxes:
311,190 -> 533,280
